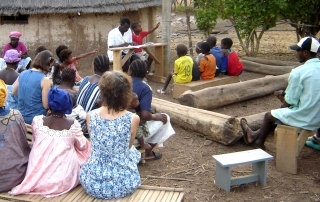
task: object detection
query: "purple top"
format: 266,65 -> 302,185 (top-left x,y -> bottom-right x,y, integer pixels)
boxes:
2,42 -> 28,57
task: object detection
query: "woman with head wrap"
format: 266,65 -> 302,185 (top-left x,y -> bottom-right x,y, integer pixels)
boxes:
12,50 -> 53,124
9,86 -> 91,198
0,80 -> 30,192
2,31 -> 32,72
76,54 -> 110,136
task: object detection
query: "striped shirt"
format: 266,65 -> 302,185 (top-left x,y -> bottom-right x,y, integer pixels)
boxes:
76,76 -> 100,130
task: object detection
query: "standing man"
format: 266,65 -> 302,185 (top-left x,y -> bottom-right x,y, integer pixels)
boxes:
240,37 -> 320,149
107,17 -> 135,72
2,31 -> 32,72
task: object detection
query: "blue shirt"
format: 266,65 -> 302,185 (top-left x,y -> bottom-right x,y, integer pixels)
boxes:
271,58 -> 320,130
132,77 -> 152,113
210,46 -> 223,69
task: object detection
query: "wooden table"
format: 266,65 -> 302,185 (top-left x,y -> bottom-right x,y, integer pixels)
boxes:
108,43 -> 167,83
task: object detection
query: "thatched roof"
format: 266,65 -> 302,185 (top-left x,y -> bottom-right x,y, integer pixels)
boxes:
0,0 -> 162,15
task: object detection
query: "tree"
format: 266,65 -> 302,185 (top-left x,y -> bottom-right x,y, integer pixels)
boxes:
221,0 -> 287,56
194,0 -> 220,37
280,0 -> 320,40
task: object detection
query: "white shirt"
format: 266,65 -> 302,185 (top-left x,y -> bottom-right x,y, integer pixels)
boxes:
107,26 -> 133,62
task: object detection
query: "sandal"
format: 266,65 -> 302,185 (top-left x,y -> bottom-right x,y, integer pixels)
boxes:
145,151 -> 162,161
157,89 -> 166,94
306,140 -> 320,151
307,134 -> 320,142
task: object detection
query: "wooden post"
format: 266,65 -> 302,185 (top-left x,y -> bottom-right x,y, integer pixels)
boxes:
162,0 -> 171,76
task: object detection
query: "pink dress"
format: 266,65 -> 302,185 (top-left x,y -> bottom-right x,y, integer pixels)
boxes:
9,115 -> 91,198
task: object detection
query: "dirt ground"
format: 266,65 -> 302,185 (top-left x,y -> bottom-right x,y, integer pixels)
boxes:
76,13 -> 320,202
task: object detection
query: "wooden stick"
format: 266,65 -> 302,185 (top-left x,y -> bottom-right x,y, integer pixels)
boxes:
146,175 -> 194,182
138,185 -> 184,192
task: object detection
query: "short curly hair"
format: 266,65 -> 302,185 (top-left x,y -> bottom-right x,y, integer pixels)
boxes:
99,71 -> 132,113
59,49 -> 72,63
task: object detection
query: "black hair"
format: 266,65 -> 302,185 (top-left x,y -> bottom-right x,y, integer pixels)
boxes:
131,22 -> 140,30
94,54 -> 110,73
56,45 -> 68,59
221,38 -> 233,49
61,68 -> 76,82
176,44 -> 188,56
206,36 -> 217,47
120,17 -> 130,25
129,59 -> 147,78
59,49 -> 72,62
35,46 -> 47,55
201,42 -> 211,53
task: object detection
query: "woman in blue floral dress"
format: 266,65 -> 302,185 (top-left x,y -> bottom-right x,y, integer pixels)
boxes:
79,71 -> 141,199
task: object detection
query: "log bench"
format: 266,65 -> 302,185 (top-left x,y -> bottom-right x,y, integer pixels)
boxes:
212,149 -> 274,192
172,76 -> 240,99
274,125 -> 313,174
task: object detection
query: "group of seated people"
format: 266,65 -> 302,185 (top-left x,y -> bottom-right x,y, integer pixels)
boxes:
0,29 -> 175,199
156,36 -> 244,94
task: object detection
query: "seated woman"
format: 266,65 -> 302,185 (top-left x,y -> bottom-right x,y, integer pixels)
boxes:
0,80 -> 30,192
80,71 -> 141,199
76,54 -> 110,135
129,60 -> 175,160
9,86 -> 91,198
12,50 -> 53,124
0,49 -> 20,109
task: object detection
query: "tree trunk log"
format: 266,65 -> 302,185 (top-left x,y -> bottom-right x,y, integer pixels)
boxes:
151,98 -> 243,145
239,112 -> 266,131
178,74 -> 289,110
242,56 -> 300,66
241,60 -> 295,75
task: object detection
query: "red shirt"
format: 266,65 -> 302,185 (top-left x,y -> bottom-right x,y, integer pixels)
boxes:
132,31 -> 149,53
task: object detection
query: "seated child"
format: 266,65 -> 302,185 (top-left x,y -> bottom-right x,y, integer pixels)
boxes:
54,47 -> 98,85
199,42 -> 216,80
128,92 -> 151,150
220,38 -> 244,76
131,22 -> 160,75
187,54 -> 200,81
58,68 -> 86,120
195,41 -> 204,65
157,44 -> 193,94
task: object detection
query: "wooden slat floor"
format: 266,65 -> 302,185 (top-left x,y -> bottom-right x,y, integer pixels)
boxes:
0,185 -> 184,202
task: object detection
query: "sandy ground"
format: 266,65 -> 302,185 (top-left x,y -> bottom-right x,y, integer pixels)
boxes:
75,12 -> 320,202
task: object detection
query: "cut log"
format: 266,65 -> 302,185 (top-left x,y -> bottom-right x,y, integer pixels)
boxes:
178,74 -> 289,110
241,60 -> 294,75
151,98 -> 242,145
239,112 -> 266,131
241,56 -> 300,66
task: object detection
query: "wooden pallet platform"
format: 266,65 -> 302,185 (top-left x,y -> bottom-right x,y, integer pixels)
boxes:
0,185 -> 184,202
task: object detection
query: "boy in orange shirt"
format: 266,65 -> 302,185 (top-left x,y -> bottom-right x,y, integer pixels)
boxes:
199,42 -> 216,80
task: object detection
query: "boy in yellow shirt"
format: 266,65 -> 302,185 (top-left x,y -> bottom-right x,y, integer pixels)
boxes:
157,44 -> 193,94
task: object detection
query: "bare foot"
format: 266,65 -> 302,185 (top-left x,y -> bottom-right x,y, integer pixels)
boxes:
240,118 -> 257,144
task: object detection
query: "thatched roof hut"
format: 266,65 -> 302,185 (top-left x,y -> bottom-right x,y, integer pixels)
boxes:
0,0 -> 162,73
0,0 -> 161,15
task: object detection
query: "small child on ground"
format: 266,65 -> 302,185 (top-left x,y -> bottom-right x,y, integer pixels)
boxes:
157,44 -> 193,94
220,38 -> 244,76
128,92 -> 152,150
53,45 -> 98,85
131,22 -> 160,75
199,42 -> 216,80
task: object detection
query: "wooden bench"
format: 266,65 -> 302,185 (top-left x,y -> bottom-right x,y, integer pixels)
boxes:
212,149 -> 274,192
274,125 -> 313,174
0,185 -> 185,202
172,76 -> 240,99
